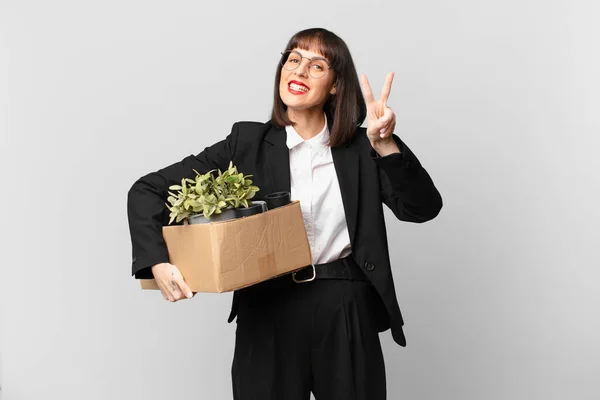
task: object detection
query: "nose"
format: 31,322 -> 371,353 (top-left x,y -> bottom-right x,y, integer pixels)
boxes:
293,59 -> 310,78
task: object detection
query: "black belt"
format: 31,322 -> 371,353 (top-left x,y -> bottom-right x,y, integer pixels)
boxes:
291,254 -> 367,283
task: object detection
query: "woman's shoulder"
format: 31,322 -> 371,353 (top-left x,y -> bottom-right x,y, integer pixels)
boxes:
233,120 -> 272,132
230,120 -> 278,144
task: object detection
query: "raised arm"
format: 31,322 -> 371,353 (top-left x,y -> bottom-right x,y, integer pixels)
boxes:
371,134 -> 442,223
359,72 -> 442,222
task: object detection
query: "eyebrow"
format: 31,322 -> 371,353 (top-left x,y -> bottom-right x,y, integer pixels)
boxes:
292,50 -> 330,63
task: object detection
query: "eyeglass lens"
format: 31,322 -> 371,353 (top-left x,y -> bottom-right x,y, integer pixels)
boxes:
281,51 -> 329,78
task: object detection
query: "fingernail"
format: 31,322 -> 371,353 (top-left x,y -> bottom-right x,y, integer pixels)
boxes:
186,292 -> 193,298
380,133 -> 385,138
381,116 -> 388,122
380,128 -> 386,133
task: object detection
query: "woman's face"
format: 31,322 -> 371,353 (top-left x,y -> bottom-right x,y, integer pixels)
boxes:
278,47 -> 336,113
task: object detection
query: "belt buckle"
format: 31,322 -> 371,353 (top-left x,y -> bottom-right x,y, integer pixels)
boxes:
292,264 -> 316,283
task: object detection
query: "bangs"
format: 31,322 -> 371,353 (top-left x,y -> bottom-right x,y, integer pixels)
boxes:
286,30 -> 337,68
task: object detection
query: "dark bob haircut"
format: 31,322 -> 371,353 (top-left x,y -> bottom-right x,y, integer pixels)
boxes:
270,28 -> 367,148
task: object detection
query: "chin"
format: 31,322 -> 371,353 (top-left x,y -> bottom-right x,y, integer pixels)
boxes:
280,92 -> 326,112
280,95 -> 302,109
284,102 -> 311,112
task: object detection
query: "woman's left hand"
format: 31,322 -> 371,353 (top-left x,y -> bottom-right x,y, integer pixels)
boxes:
360,72 -> 397,146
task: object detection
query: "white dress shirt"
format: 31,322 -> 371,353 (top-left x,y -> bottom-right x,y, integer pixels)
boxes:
285,114 -> 353,265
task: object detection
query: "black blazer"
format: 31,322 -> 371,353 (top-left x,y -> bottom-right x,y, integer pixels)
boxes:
127,120 -> 442,347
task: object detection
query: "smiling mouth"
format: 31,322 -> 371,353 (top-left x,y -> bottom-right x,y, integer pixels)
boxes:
289,82 -> 310,92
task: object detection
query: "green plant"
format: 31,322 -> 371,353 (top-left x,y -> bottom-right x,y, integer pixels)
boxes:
165,161 -> 260,224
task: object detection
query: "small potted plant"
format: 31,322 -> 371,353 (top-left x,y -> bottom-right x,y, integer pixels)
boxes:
165,161 -> 262,225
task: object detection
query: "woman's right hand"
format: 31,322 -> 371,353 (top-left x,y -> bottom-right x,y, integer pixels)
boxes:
151,262 -> 195,302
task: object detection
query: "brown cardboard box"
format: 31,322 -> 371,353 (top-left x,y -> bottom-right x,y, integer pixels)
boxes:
140,200 -> 312,292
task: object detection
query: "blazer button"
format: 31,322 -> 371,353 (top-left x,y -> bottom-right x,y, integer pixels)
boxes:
365,261 -> 375,271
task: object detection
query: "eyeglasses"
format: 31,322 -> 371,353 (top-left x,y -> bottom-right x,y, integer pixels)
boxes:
280,50 -> 333,79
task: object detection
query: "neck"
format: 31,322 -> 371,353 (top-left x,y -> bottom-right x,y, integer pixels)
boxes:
286,108 -> 326,140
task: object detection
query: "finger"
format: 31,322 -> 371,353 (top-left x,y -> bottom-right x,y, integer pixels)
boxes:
376,113 -> 392,129
383,106 -> 394,122
168,269 -> 184,297
167,284 -> 179,302
155,279 -> 174,302
161,286 -> 175,302
379,113 -> 395,135
380,118 -> 396,137
360,74 -> 375,104
171,288 -> 185,302
380,122 -> 396,138
159,277 -> 178,302
175,277 -> 194,299
380,72 -> 395,106
169,278 -> 186,301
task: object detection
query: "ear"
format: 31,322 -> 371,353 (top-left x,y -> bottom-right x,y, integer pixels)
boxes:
330,85 -> 336,95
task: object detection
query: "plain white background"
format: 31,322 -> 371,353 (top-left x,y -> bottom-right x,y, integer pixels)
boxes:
1,0 -> 599,399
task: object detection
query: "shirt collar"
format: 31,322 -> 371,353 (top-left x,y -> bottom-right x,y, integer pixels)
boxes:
285,113 -> 330,150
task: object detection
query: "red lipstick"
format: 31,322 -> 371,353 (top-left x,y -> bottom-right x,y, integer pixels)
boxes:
288,80 -> 310,95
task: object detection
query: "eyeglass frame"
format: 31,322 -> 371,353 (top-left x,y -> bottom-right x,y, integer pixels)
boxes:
279,50 -> 334,79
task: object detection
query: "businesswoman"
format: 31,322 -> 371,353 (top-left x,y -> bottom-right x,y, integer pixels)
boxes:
127,27 -> 442,400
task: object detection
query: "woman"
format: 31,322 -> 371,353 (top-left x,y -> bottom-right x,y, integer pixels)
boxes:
127,28 -> 442,400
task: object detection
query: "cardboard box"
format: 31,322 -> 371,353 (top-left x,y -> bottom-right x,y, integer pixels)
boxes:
140,200 -> 312,292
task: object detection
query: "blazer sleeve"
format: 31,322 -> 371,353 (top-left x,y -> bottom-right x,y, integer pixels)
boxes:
370,133 -> 443,223
126,122 -> 240,279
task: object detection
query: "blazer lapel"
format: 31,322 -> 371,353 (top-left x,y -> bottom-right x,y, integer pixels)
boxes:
264,124 -> 291,194
331,144 -> 359,246
263,123 -> 360,246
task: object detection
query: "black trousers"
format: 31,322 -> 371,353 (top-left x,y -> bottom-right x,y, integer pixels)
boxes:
231,272 -> 387,400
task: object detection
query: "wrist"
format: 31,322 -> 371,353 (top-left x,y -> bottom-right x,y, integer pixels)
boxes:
371,137 -> 400,157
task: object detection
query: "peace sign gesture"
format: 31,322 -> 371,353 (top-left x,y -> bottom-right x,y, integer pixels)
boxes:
360,72 -> 397,145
